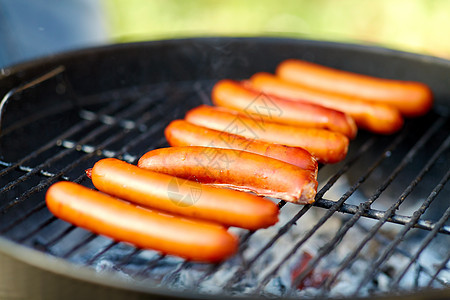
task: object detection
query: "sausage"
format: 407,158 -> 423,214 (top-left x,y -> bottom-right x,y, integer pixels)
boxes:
46,181 -> 238,263
165,119 -> 318,174
185,105 -> 349,164
138,146 -> 318,204
248,72 -> 404,135
88,158 -> 279,230
276,59 -> 433,117
212,79 -> 357,139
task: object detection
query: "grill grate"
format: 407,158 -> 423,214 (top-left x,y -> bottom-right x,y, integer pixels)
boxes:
0,66 -> 449,299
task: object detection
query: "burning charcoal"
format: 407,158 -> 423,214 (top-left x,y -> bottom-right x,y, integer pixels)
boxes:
291,251 -> 330,290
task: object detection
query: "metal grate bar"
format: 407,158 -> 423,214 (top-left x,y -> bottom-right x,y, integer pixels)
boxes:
193,81 -> 212,105
44,225 -> 77,250
0,81 -> 168,139
0,105 -> 114,176
322,134 -> 450,292
16,216 -> 58,243
62,233 -> 98,259
252,132 -> 405,293
0,174 -> 88,236
0,89 -> 168,214
163,261 -> 192,285
194,228 -> 257,284
0,100 -> 132,199
5,109 -> 167,240
355,184 -> 450,292
0,160 -> 70,180
0,97 -> 124,179
57,140 -> 137,163
314,199 -> 450,234
115,248 -> 143,270
9,89 -> 188,260
1,73 -> 448,298
31,140 -> 163,263
195,137 -> 374,289
223,136 -> 379,289
57,89 -> 176,162
79,109 -> 151,132
1,140 -> 98,215
288,116 -> 445,294
353,163 -> 450,293
427,250 -> 450,288
0,81 -> 168,184
1,143 -> 123,237
197,164 -> 327,283
85,241 -> 119,266
392,206 -> 450,288
133,254 -> 167,278
54,136 -> 171,264
0,201 -> 47,234
352,222 -> 448,287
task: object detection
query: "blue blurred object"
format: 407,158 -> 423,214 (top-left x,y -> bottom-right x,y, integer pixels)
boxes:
0,0 -> 110,68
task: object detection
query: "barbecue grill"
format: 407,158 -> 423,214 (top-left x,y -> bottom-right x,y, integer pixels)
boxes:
0,37 -> 449,300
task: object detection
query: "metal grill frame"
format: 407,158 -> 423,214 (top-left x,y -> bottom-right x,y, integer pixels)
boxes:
0,37 -> 449,300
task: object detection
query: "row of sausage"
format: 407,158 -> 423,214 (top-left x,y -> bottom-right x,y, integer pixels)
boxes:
46,58 -> 433,263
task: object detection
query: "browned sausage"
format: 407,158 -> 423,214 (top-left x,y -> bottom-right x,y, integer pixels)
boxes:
138,146 -> 318,204
165,119 -> 318,174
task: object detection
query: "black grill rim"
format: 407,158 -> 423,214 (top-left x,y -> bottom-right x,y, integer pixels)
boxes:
0,37 -> 449,300
2,36 -> 450,107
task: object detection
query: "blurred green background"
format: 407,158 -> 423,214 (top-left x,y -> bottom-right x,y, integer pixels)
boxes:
102,0 -> 450,59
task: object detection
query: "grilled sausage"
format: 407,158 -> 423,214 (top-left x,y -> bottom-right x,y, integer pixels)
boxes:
185,105 -> 349,164
88,158 -> 279,230
46,181 -> 238,263
165,119 -> 318,174
138,146 -> 318,204
212,79 -> 357,139
276,59 -> 433,117
248,72 -> 404,135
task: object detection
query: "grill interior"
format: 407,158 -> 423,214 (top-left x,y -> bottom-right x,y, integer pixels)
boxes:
0,38 -> 449,299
